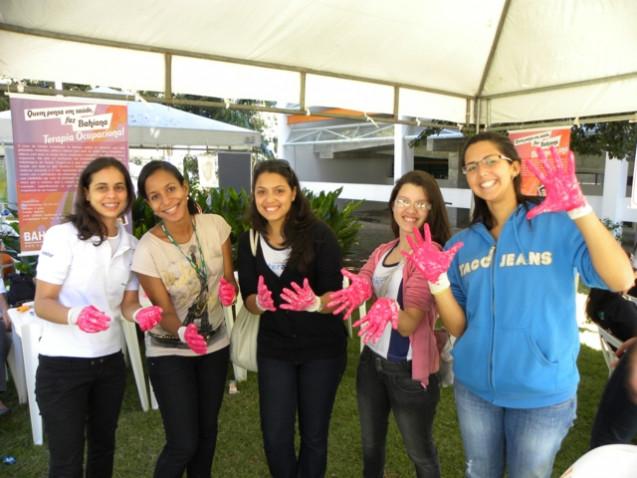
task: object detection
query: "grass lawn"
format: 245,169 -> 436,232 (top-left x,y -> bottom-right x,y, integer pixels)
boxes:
0,333 -> 610,477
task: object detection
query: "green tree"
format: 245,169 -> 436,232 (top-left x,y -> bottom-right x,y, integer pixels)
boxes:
571,122 -> 637,160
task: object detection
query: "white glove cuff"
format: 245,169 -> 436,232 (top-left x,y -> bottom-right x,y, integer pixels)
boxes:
177,326 -> 187,343
67,307 -> 82,325
132,308 -> 143,322
429,272 -> 451,296
307,295 -> 322,313
567,202 -> 593,220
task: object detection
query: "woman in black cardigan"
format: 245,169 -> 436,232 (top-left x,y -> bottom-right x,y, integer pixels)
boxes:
237,160 -> 347,478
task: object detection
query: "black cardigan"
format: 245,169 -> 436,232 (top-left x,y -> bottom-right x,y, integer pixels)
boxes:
237,221 -> 347,361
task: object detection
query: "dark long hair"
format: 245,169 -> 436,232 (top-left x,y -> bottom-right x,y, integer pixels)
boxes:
67,157 -> 134,244
248,160 -> 317,274
137,160 -> 199,215
389,170 -> 452,245
461,132 -> 535,229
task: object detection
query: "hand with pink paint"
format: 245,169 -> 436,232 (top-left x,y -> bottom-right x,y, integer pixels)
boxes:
353,297 -> 399,344
280,278 -> 321,312
525,146 -> 591,220
132,305 -> 163,332
402,225 -> 462,282
256,275 -> 276,312
327,268 -> 373,320
67,305 -> 111,333
218,277 -> 237,307
178,323 -> 208,355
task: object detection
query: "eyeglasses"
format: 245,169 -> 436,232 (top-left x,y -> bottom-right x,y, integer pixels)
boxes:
394,197 -> 432,211
462,154 -> 513,175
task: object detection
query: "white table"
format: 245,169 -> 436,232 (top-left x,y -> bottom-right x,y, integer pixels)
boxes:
8,305 -> 152,446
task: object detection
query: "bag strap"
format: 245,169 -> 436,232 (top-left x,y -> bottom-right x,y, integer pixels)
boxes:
249,229 -> 259,257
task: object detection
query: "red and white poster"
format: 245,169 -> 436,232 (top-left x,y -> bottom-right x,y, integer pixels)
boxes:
9,94 -> 128,253
508,127 -> 571,196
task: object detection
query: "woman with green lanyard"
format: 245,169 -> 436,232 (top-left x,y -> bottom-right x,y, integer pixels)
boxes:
132,160 -> 238,478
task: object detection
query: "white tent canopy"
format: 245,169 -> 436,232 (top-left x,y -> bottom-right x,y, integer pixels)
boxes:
1,0 -> 636,128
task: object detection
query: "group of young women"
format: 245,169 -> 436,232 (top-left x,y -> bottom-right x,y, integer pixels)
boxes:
31,131 -> 633,478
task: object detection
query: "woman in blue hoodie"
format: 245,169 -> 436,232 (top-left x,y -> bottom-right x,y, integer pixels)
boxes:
404,132 -> 633,478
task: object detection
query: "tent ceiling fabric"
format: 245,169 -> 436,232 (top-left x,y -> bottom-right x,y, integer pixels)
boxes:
1,0 -> 636,126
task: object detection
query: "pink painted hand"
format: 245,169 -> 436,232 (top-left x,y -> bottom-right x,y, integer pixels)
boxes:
327,268 -> 373,320
525,146 -> 590,220
218,277 -> 237,307
353,297 -> 399,344
402,224 -> 463,282
256,275 -> 276,312
133,305 -> 163,332
179,323 -> 208,355
280,278 -> 321,312
67,305 -> 111,333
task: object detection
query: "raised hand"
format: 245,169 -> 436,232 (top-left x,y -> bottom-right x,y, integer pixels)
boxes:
525,146 -> 590,220
256,275 -> 276,312
67,305 -> 111,333
280,278 -> 321,312
179,323 -> 208,355
327,268 -> 372,320
133,305 -> 163,332
353,297 -> 399,344
402,224 -> 462,282
218,277 -> 237,307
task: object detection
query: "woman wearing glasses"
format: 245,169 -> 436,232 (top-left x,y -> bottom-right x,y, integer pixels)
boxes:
329,170 -> 452,477
402,131 -> 633,478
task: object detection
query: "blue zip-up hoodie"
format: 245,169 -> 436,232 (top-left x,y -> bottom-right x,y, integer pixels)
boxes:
446,204 -> 607,408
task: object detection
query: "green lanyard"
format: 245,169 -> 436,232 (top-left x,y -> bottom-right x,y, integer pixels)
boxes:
160,219 -> 209,284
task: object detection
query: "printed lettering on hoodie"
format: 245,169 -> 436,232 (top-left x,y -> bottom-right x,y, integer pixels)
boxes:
459,249 -> 552,277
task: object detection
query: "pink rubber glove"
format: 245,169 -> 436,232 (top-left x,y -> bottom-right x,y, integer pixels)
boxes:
327,268 -> 373,320
218,277 -> 237,307
67,305 -> 111,333
525,146 -> 591,220
133,305 -> 163,332
256,275 -> 276,312
353,297 -> 399,344
280,278 -> 321,312
178,323 -> 208,355
402,224 -> 463,282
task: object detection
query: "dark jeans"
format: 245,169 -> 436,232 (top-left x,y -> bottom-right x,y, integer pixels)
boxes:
148,346 -> 229,478
590,344 -> 637,448
257,352 -> 346,478
357,346 -> 441,478
35,352 -> 126,478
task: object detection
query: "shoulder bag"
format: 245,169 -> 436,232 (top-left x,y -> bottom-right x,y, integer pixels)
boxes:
230,229 -> 260,372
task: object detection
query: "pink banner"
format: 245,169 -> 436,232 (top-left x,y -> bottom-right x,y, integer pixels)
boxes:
9,95 -> 128,253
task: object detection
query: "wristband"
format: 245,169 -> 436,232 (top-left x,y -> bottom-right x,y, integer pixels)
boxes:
67,307 -> 81,325
307,295 -> 322,313
177,326 -> 187,343
429,272 -> 451,296
567,202 -> 593,220
132,308 -> 143,322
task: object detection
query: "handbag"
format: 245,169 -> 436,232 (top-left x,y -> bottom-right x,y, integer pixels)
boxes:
230,229 -> 260,372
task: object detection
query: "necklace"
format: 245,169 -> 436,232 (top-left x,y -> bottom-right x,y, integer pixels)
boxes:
160,218 -> 209,284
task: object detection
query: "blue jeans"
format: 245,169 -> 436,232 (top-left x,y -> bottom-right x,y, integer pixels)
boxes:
454,381 -> 576,478
357,347 -> 440,478
257,353 -> 346,478
148,347 -> 229,478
